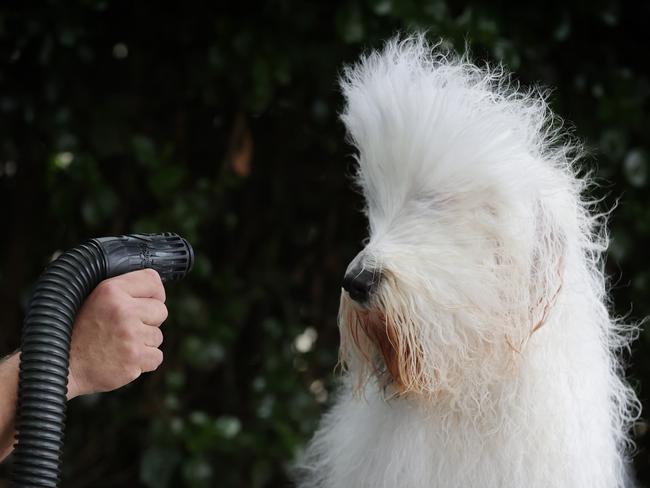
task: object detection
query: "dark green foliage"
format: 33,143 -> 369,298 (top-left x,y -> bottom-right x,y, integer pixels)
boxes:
0,1 -> 648,486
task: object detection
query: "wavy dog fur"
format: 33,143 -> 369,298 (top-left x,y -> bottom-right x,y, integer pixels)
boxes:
295,36 -> 640,488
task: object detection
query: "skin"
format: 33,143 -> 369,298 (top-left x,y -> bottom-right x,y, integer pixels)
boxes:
0,269 -> 168,461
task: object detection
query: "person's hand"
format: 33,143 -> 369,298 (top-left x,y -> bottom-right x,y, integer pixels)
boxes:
66,269 -> 168,399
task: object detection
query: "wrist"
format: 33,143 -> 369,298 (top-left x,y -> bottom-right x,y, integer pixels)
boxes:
67,361 -> 85,400
2,351 -> 21,381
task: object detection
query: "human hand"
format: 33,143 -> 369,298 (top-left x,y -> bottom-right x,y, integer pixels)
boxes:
66,269 -> 168,399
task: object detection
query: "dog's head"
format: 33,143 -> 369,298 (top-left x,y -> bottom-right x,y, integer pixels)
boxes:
337,37 -> 574,404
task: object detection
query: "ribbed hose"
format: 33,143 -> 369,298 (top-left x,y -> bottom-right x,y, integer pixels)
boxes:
10,233 -> 193,488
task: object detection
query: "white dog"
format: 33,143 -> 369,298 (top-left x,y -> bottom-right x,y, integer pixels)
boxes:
296,36 -> 640,488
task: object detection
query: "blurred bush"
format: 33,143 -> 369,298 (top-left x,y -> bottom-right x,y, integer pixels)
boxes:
0,1 -> 648,486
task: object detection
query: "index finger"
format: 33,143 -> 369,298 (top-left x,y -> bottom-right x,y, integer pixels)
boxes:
110,269 -> 166,302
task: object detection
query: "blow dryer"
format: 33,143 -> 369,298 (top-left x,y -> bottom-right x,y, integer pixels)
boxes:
10,233 -> 194,488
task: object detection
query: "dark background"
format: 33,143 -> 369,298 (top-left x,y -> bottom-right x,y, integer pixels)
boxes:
0,1 -> 649,486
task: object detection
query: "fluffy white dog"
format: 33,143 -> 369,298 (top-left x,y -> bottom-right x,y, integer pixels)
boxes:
296,36 -> 640,488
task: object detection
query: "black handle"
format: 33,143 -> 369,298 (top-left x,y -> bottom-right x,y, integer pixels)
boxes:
94,232 -> 194,282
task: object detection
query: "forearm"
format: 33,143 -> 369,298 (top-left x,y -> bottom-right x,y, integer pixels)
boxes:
0,352 -> 19,461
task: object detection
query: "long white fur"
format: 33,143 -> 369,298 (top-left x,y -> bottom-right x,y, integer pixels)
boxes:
295,36 -> 640,488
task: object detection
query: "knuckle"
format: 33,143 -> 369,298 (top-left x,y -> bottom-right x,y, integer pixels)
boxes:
154,328 -> 164,346
112,302 -> 135,323
128,368 -> 142,382
120,323 -> 138,342
96,280 -> 121,300
141,350 -> 163,373
143,268 -> 162,284
123,343 -> 140,365
154,349 -> 164,368
159,303 -> 169,322
141,269 -> 166,302
158,284 -> 167,302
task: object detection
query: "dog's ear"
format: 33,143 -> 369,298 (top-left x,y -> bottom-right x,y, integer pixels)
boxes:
528,202 -> 565,336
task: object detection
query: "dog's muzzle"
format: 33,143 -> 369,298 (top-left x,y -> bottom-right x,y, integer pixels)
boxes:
342,265 -> 381,303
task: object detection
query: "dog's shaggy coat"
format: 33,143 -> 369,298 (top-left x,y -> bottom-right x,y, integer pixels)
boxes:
295,36 -> 640,488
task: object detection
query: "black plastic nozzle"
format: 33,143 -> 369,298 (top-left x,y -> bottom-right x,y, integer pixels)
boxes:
93,232 -> 193,282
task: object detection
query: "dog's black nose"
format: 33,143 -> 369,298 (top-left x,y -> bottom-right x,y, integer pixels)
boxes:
342,268 -> 379,303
